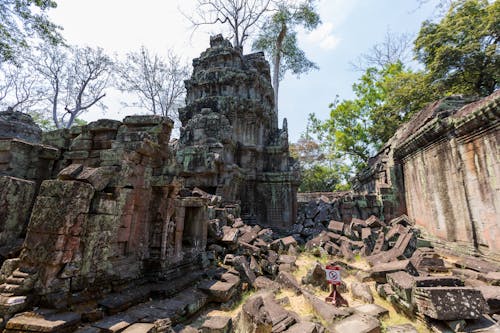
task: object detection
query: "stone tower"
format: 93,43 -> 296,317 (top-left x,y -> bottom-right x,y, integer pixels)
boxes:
176,35 -> 300,228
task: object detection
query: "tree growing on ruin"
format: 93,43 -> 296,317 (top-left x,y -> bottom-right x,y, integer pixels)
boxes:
186,0 -> 271,50
115,46 -> 189,120
28,43 -> 113,128
253,0 -> 320,113
0,0 -> 63,63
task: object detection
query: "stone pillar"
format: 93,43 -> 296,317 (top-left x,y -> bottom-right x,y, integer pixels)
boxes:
174,206 -> 186,257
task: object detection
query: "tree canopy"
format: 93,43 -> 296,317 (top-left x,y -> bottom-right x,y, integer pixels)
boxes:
415,0 -> 499,96
253,0 -> 320,113
304,0 -> 498,187
0,0 -> 63,63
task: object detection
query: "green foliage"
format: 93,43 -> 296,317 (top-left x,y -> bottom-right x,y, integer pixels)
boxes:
310,62 -> 431,175
306,0 -> 497,183
415,0 -> 499,96
253,0 -> 320,80
0,0 -> 63,63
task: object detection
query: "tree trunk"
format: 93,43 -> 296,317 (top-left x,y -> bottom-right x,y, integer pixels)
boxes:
272,22 -> 287,129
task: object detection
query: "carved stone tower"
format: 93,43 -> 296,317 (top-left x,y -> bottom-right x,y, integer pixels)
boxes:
176,35 -> 300,228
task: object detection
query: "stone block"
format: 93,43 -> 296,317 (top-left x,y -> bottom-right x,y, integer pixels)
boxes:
354,304 -> 389,319
414,287 -> 488,320
370,260 -> 419,283
6,311 -> 81,332
200,316 -> 232,333
330,314 -> 380,333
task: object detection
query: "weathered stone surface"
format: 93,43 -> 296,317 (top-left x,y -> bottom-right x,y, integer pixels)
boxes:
351,282 -> 374,304
284,322 -> 321,333
0,176 -> 36,248
0,109 -> 42,143
477,286 -> 500,314
354,304 -> 389,319
370,260 -> 418,283
414,287 -> 488,320
200,316 -> 232,333
385,324 -> 418,333
302,291 -> 352,323
330,314 -> 381,333
121,323 -> 155,333
302,262 -> 328,290
6,311 -> 81,332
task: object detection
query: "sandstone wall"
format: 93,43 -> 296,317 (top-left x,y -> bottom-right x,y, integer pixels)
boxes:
353,91 -> 500,255
397,94 -> 499,253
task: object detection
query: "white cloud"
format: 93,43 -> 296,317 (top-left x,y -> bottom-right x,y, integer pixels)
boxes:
305,22 -> 341,50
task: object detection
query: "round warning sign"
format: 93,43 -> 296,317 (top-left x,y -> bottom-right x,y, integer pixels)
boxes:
325,265 -> 341,285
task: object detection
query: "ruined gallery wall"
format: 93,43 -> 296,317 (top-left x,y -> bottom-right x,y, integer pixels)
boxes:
398,94 -> 499,253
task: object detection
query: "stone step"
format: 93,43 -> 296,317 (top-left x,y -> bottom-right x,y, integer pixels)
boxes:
0,283 -> 22,293
5,276 -> 24,285
12,269 -> 31,279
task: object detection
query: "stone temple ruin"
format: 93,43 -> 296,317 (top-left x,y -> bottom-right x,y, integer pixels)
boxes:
0,35 -> 498,332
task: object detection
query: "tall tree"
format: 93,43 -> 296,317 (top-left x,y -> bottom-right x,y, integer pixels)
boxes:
28,43 -> 113,128
0,0 -> 63,63
253,0 -> 320,113
415,0 -> 499,96
115,46 -> 189,120
186,0 -> 271,50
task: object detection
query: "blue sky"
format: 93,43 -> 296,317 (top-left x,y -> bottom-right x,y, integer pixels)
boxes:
47,0 -> 439,142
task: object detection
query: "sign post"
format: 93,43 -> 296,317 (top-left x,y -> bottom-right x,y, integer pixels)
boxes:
324,264 -> 348,307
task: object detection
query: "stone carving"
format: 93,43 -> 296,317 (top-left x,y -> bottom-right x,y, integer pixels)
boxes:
177,34 -> 299,228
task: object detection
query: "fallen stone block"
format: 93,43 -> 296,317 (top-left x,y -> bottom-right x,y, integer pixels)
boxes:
254,276 -> 280,291
351,282 -> 374,304
413,276 -> 463,288
413,287 -> 488,320
330,313 -> 380,333
370,260 -> 418,283
233,256 -> 256,287
385,324 -> 418,333
284,321 -> 321,333
302,262 -> 328,290
302,291 -> 352,324
455,258 -> 500,274
198,279 -> 239,303
221,227 -> 239,244
6,311 -> 81,332
200,316 -> 232,333
477,286 -> 500,314
387,271 -> 415,303
91,314 -> 138,332
276,271 -> 302,295
354,304 -> 389,319
480,272 -> 500,286
122,323 -> 155,333
328,220 -> 345,235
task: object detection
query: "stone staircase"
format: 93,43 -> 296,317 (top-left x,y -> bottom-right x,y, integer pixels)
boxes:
0,265 -> 37,316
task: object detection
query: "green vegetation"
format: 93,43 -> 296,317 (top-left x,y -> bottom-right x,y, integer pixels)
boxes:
299,0 -> 499,186
0,0 -> 63,63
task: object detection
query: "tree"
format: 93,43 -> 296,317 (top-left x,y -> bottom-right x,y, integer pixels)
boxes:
186,0 -> 271,50
28,43 -> 113,128
0,0 -> 63,63
0,61 -> 44,111
310,62 -> 435,175
415,0 -> 499,96
350,30 -> 414,72
253,0 -> 320,113
115,46 -> 189,120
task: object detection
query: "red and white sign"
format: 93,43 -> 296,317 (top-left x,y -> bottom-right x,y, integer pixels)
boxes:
325,265 -> 342,285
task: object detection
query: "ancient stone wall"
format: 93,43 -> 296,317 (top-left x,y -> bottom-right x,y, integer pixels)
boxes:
353,91 -> 500,255
177,35 -> 299,229
395,92 -> 499,254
